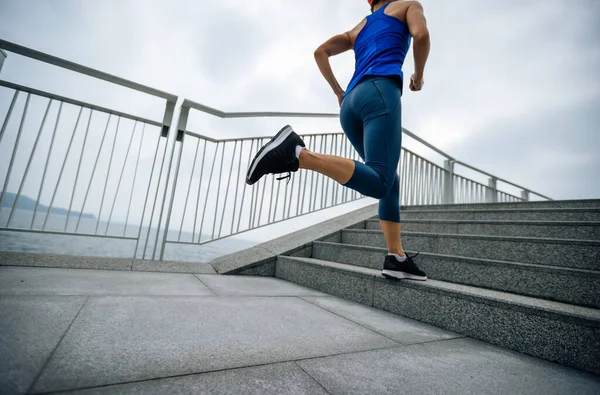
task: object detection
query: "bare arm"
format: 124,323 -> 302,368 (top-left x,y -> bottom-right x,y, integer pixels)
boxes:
314,31 -> 354,99
406,2 -> 430,88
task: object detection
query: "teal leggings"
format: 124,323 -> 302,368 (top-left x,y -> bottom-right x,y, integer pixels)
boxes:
340,75 -> 402,222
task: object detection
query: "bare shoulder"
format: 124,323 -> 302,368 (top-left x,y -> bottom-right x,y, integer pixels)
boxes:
346,18 -> 367,45
385,0 -> 424,23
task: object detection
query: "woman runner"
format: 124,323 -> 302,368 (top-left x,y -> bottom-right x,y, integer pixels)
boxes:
246,0 -> 431,280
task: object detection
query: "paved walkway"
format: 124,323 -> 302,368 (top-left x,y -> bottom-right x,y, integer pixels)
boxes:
1,266 -> 599,394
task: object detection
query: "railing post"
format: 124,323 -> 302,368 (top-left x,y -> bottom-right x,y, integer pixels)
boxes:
521,189 -> 530,201
442,160 -> 454,204
0,49 -> 6,74
486,177 -> 498,203
148,100 -> 179,260
157,103 -> 188,261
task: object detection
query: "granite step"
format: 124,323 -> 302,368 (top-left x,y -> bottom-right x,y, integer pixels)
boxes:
311,241 -> 600,308
364,219 -> 600,241
275,255 -> 600,375
400,199 -> 600,211
396,208 -> 600,221
341,229 -> 600,271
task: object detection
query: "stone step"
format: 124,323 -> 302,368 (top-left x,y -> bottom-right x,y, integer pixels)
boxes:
275,255 -> 600,375
395,208 -> 600,222
364,219 -> 600,241
341,229 -> 600,271
400,199 -> 600,211
311,241 -> 600,309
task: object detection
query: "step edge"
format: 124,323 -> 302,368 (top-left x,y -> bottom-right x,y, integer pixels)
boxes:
398,208 -> 600,213
366,219 -> 600,226
312,241 -> 600,278
277,255 -> 600,325
342,228 -> 600,245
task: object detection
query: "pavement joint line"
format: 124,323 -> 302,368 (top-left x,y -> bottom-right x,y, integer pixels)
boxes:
293,361 -> 332,395
26,296 -> 89,395
191,273 -> 217,296
296,296 -> 403,346
32,338 -> 413,394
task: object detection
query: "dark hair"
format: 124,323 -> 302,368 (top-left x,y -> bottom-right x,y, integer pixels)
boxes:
370,0 -> 382,12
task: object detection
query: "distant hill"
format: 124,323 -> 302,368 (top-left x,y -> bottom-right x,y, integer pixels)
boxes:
0,192 -> 96,219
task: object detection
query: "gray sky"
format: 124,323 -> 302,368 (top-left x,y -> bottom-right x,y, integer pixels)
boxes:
0,0 -> 599,209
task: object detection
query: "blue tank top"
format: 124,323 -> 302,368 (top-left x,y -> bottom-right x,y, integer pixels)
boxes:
345,3 -> 412,96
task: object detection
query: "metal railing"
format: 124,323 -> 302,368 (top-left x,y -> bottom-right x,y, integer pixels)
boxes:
0,40 -> 551,261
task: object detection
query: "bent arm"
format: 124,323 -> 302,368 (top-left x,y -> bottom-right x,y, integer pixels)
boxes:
314,32 -> 354,96
406,2 -> 430,80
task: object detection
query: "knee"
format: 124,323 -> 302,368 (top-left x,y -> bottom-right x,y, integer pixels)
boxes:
371,171 -> 391,200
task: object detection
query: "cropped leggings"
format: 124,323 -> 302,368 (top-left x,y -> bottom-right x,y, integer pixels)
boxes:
340,75 -> 402,222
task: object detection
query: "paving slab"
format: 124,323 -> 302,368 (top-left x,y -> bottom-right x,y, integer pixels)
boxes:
195,275 -> 329,296
0,296 -> 86,395
54,362 -> 328,395
297,337 -> 600,395
0,267 -> 214,296
301,295 -> 462,344
31,295 -> 398,393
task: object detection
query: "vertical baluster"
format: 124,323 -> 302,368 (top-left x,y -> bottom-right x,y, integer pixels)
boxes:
300,136 -> 313,214
124,124 -> 147,237
7,98 -> 52,227
105,120 -> 139,235
75,113 -> 112,233
141,127 -> 170,259
178,137 -> 201,241
218,140 -> 238,238
133,128 -> 162,259
32,102 -> 63,229
267,171 -> 275,224
0,93 -> 31,221
198,142 -> 219,243
231,140 -> 245,234
0,90 -> 19,145
332,134 -> 339,205
236,138 -> 254,233
342,137 -> 349,203
42,106 -> 84,231
256,159 -> 268,227
95,116 -> 121,234
192,140 -> 208,242
65,109 -> 95,232
295,136 -> 306,217
211,143 -> 226,239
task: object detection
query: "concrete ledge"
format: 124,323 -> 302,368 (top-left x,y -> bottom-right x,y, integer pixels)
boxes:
210,203 -> 378,274
0,251 -> 133,271
0,251 -> 216,274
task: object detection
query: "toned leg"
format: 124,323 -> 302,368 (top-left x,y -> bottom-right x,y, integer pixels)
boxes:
381,220 -> 405,256
298,149 -> 356,184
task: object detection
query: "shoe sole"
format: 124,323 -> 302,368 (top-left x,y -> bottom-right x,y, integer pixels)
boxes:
246,125 -> 294,185
381,270 -> 427,281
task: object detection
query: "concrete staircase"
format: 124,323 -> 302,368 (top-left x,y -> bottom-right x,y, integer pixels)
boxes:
274,199 -> 600,375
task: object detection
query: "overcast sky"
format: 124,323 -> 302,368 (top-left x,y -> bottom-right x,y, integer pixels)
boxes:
0,0 -> 599,206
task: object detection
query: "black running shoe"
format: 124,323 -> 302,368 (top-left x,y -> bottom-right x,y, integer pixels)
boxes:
246,125 -> 305,185
381,252 -> 427,281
